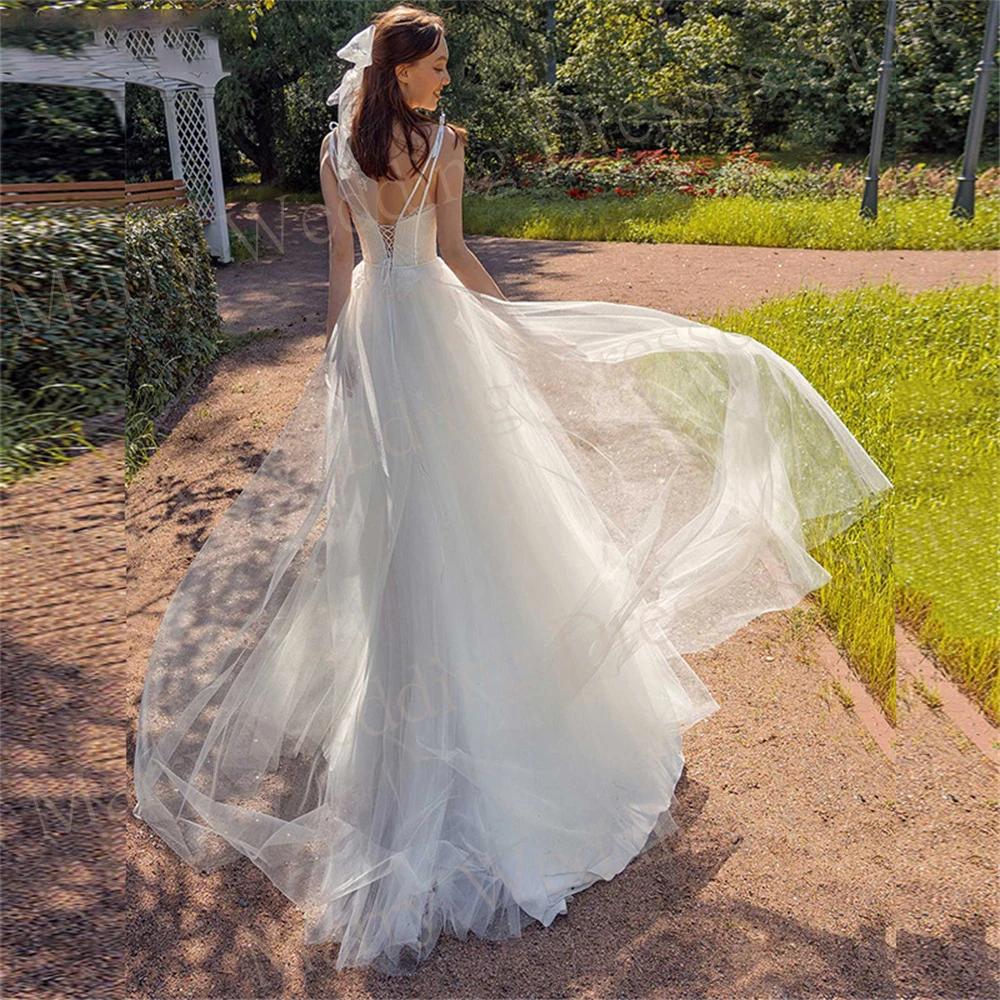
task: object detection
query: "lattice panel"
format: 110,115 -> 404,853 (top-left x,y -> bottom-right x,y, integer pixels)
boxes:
124,29 -> 155,61
174,89 -> 215,223
101,25 -> 208,65
163,27 -> 206,62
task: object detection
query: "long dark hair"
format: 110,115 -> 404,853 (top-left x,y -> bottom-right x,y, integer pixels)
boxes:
348,4 -> 467,182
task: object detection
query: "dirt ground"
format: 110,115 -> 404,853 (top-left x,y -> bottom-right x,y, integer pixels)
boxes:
3,201 -> 997,998
2,446 -> 126,999
217,202 -> 997,337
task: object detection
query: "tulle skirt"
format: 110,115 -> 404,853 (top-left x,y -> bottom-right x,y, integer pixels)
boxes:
132,255 -> 890,974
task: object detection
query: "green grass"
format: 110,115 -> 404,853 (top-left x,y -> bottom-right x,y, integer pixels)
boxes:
892,284 -> 999,722
636,280 -> 999,722
462,192 -> 998,251
0,396 -> 100,488
228,173 -> 996,251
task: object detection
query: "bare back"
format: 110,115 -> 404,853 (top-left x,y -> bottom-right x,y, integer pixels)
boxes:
374,122 -> 441,225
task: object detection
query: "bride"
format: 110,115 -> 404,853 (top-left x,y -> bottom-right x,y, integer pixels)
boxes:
132,4 -> 891,977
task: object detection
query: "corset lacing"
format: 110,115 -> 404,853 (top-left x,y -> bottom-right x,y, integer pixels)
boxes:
327,113 -> 447,488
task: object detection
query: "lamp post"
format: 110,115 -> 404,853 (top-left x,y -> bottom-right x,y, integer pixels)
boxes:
861,0 -> 897,220
950,0 -> 999,220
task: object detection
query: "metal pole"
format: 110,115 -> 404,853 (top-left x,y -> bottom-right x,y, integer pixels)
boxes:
861,0 -> 897,220
950,0 -> 999,220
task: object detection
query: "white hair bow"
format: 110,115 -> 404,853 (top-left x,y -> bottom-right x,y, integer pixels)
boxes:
326,24 -> 375,105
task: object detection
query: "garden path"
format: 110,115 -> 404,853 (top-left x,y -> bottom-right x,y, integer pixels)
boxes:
3,202 -> 995,996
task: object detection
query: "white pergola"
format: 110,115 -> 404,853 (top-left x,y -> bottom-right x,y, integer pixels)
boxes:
1,15 -> 233,262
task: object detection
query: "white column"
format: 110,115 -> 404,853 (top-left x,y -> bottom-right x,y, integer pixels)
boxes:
199,84 -> 232,263
161,90 -> 184,183
100,86 -> 126,128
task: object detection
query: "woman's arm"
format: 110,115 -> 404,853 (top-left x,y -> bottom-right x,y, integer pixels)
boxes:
435,129 -> 508,301
319,131 -> 356,351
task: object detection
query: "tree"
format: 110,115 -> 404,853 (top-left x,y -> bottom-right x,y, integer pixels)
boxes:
195,0 -> 351,186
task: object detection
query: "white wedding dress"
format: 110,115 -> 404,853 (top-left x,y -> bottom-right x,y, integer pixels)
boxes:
132,111 -> 891,975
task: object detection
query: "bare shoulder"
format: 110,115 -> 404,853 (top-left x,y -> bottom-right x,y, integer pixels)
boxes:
319,128 -> 336,165
440,124 -> 466,158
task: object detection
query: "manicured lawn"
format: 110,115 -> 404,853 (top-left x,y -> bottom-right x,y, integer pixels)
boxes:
638,280 -> 998,722
462,192 -> 998,251
644,282 -> 895,717
892,283 -> 999,723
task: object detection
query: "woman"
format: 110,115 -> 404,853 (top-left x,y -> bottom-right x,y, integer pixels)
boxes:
132,4 -> 891,977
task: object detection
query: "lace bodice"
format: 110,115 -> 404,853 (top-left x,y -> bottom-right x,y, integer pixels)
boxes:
327,116 -> 445,268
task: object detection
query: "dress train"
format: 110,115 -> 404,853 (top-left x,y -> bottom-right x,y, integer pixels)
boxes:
132,112 -> 890,976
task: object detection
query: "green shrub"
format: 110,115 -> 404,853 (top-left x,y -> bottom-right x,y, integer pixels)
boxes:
126,204 -> 222,479
1,206 -> 126,484
513,150 -> 1000,202
1,202 -> 222,485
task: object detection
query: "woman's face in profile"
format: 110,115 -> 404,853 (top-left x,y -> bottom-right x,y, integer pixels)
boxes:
396,33 -> 450,111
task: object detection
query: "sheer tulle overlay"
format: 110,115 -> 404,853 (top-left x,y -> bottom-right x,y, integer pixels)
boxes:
132,109 -> 891,976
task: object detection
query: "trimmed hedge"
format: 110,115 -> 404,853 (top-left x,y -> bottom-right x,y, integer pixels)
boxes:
1,206 -> 126,484
0,202 -> 222,485
126,204 -> 222,478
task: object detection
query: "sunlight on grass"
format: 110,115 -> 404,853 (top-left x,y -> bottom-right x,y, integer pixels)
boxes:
463,192 -> 998,251
636,280 -> 998,721
893,284 -> 999,721
705,283 -> 896,719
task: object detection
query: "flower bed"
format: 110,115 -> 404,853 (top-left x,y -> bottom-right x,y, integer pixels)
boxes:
511,147 -> 1000,203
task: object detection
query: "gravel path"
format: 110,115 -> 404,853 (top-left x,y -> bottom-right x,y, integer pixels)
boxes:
3,200 -> 996,998
217,203 -> 997,336
2,447 -> 125,999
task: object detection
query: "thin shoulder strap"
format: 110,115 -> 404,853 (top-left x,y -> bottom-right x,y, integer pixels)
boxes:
402,113 -> 446,261
328,125 -> 338,178
395,113 -> 446,222
413,113 -> 446,217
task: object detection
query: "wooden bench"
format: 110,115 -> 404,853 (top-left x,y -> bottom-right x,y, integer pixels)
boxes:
125,179 -> 190,208
0,179 -> 189,209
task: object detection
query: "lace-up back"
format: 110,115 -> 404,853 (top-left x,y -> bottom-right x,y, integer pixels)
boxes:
328,114 -> 446,268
